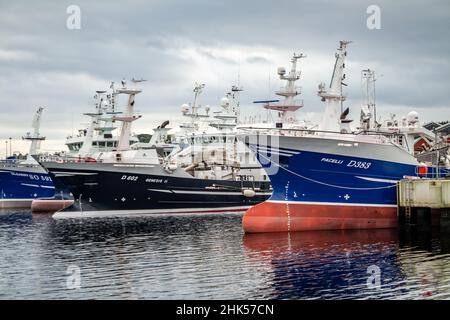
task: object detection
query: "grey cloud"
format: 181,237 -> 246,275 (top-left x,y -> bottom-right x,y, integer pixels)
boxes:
0,0 -> 449,152
246,56 -> 271,64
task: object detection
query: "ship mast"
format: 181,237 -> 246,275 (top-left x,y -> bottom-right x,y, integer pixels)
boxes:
210,85 -> 243,130
180,83 -> 210,132
78,91 -> 106,156
191,83 -> 204,127
114,79 -> 144,151
264,53 -> 306,124
360,69 -> 377,130
318,41 -> 351,132
229,85 -> 243,122
22,107 -> 45,156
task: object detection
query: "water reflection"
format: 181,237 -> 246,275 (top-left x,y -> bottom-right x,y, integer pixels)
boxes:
243,228 -> 450,299
397,228 -> 450,299
244,230 -> 401,299
0,210 -> 449,299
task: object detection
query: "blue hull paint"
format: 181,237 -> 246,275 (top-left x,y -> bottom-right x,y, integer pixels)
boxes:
250,144 -> 448,207
0,169 -> 55,202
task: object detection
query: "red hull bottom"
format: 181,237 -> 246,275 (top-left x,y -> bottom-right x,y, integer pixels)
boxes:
31,199 -> 74,213
243,201 -> 398,233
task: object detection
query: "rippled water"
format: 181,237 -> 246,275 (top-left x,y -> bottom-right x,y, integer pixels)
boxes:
0,210 -> 449,299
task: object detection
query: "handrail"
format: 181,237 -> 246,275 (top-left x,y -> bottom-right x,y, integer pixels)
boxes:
37,155 -> 102,164
237,126 -> 406,137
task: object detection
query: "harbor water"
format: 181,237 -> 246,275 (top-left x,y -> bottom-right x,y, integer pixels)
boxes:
0,210 -> 449,300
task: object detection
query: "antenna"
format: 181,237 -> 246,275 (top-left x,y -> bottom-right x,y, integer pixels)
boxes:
361,69 -> 377,130
318,41 -> 351,132
131,78 -> 147,83
253,52 -> 306,125
237,54 -> 241,87
23,107 -> 46,156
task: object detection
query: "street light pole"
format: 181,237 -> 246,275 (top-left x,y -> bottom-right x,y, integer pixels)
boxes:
9,137 -> 12,158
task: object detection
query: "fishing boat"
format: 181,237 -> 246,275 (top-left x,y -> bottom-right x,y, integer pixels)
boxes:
64,82 -> 140,156
0,108 -> 55,208
38,80 -> 271,218
239,41 -> 450,232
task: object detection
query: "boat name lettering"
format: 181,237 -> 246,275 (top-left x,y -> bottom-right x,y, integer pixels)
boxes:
121,175 -> 139,181
347,160 -> 371,169
10,172 -> 29,178
338,143 -> 353,147
321,158 -> 344,165
31,175 -> 52,181
145,178 -> 164,183
16,173 -> 52,181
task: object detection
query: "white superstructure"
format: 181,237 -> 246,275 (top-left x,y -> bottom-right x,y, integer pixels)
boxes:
65,82 -> 139,155
238,52 -> 311,130
167,85 -> 268,182
317,41 -> 352,133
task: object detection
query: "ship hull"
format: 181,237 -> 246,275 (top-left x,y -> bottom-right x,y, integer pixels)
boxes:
242,133 -> 444,232
0,165 -> 55,209
243,201 -> 397,232
41,162 -> 271,218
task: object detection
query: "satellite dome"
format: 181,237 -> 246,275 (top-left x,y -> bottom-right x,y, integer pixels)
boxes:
220,97 -> 229,107
407,111 -> 419,124
181,104 -> 190,114
277,67 -> 286,76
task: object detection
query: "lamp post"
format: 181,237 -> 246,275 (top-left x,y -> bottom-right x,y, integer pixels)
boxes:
9,137 -> 11,158
5,140 -> 8,159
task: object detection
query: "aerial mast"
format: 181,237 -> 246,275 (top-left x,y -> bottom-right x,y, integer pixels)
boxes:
360,69 -> 377,130
180,83 -> 210,132
22,107 -> 46,156
264,53 -> 306,124
318,41 -> 351,132
114,79 -> 144,151
78,91 -> 106,156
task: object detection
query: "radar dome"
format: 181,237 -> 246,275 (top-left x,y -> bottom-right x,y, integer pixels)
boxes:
407,111 -> 419,124
181,104 -> 190,114
220,97 -> 229,107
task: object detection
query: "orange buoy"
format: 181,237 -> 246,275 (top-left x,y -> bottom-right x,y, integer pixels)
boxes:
418,163 -> 428,177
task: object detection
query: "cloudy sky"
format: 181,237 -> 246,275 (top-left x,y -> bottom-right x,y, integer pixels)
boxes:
0,0 -> 449,156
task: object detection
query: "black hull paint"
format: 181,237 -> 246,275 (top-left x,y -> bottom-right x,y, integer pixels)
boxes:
47,167 -> 271,213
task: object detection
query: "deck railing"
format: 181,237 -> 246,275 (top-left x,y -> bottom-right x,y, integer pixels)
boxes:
237,126 -> 402,143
